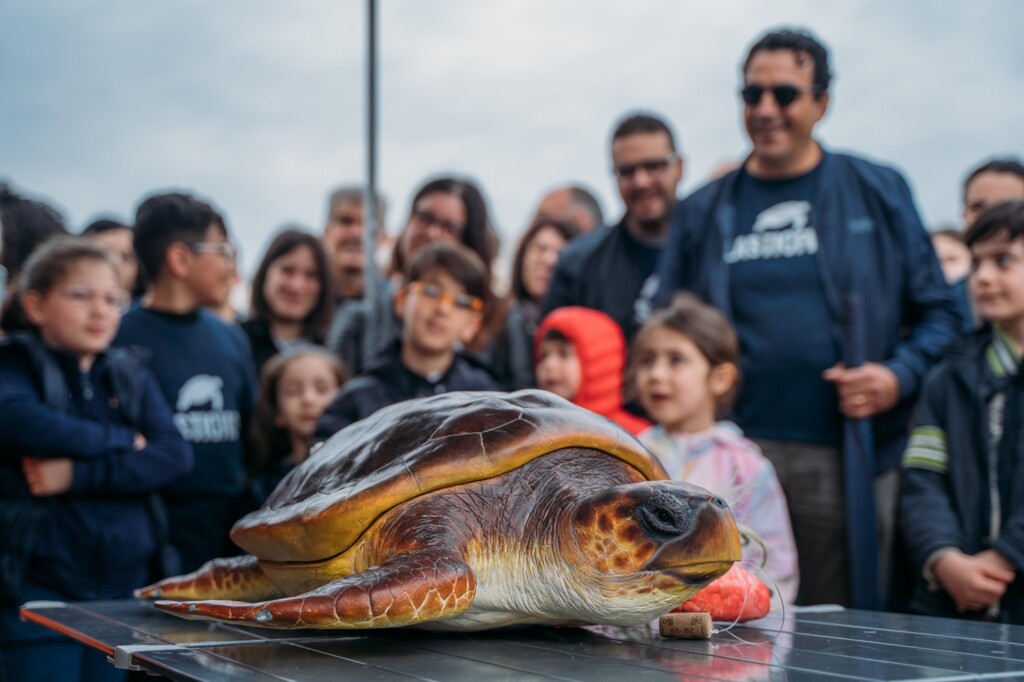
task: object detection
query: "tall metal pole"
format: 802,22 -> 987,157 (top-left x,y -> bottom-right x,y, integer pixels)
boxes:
362,0 -> 380,364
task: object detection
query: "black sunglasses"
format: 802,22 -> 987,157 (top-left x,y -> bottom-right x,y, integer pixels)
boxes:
740,84 -> 822,108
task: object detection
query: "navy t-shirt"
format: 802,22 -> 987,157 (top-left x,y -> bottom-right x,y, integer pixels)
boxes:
726,166 -> 842,445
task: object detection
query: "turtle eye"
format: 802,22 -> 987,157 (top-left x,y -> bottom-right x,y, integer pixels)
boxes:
636,494 -> 695,541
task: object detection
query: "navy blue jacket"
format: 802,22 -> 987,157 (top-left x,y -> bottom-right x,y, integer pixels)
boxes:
901,327 -> 1024,623
653,149 -> 962,471
0,333 -> 191,602
313,340 -> 502,442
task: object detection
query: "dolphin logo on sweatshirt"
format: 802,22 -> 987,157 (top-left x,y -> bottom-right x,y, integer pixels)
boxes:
176,375 -> 224,411
173,375 -> 239,443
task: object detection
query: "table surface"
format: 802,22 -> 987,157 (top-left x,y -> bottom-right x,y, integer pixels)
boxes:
20,600 -> 1024,681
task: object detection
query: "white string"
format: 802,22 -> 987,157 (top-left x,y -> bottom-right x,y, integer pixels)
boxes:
710,560 -> 786,645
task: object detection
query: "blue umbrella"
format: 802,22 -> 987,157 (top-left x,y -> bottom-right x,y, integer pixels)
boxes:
842,293 -> 882,610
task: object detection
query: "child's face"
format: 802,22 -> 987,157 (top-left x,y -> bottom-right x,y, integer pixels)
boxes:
275,355 -> 341,441
398,269 -> 482,356
969,233 -> 1024,326
634,327 -> 732,434
536,339 -> 581,401
184,224 -> 237,307
263,244 -> 322,324
932,233 -> 972,283
23,260 -> 125,364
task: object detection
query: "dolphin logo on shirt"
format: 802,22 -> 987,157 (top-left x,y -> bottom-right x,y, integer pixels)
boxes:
176,375 -> 224,412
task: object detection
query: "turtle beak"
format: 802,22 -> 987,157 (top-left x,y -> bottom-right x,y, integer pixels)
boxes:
640,487 -> 741,583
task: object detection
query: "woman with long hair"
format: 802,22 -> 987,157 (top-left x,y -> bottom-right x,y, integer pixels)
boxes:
242,228 -> 334,374
488,217 -> 580,389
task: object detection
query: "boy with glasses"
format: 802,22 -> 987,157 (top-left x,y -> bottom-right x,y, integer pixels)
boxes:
653,28 -> 961,609
115,192 -> 257,574
314,242 -> 500,442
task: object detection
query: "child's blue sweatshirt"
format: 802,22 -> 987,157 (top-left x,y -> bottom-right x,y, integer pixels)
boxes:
114,307 -> 257,571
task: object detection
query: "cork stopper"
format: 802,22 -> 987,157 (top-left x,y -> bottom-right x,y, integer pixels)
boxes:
659,612 -> 713,639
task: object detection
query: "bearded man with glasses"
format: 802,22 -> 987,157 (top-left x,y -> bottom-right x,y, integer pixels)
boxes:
541,112 -> 683,344
652,28 -> 962,610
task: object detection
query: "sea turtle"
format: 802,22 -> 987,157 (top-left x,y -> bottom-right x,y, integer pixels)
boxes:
138,390 -> 740,631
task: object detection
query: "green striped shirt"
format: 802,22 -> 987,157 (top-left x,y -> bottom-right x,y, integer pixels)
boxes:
903,325 -> 1020,474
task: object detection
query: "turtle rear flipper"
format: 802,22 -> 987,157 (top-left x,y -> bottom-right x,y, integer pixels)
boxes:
136,555 -> 282,601
155,553 -> 477,629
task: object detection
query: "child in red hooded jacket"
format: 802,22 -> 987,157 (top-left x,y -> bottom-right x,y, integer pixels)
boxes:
535,306 -> 650,435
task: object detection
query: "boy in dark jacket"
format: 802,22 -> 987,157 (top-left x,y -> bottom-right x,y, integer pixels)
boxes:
901,200 -> 1024,623
314,243 -> 500,441
115,193 -> 257,573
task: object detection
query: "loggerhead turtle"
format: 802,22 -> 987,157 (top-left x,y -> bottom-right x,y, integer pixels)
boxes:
138,390 -> 740,631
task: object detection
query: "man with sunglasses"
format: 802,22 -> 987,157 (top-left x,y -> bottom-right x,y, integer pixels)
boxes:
653,28 -> 961,610
542,112 -> 683,343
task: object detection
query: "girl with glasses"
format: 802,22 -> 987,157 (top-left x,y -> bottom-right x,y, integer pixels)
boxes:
0,237 -> 191,682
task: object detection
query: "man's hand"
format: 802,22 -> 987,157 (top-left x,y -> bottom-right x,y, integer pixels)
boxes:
22,457 -> 73,497
975,548 -> 1017,577
134,433 -> 147,451
933,550 -> 1015,613
823,362 -> 900,419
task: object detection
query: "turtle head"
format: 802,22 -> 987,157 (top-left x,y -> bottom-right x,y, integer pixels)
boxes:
570,480 -> 740,619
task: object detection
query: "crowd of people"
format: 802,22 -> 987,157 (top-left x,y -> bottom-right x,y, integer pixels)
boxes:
0,25 -> 1023,682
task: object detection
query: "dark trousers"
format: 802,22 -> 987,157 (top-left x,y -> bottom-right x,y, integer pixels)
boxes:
756,439 -> 899,608
755,439 -> 852,607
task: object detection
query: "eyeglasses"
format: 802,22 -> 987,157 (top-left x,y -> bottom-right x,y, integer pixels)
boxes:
410,210 -> 465,238
407,281 -> 483,312
740,84 -> 822,108
58,285 -> 130,314
191,242 -> 237,261
613,155 -> 677,181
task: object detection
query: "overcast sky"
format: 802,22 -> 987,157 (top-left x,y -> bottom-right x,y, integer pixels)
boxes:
2,1 -> 1022,275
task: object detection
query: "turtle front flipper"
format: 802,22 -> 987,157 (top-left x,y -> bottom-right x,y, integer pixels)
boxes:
155,553 -> 476,629
136,555 -> 283,601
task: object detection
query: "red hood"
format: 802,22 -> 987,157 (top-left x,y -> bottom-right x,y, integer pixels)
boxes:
536,306 -> 650,435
